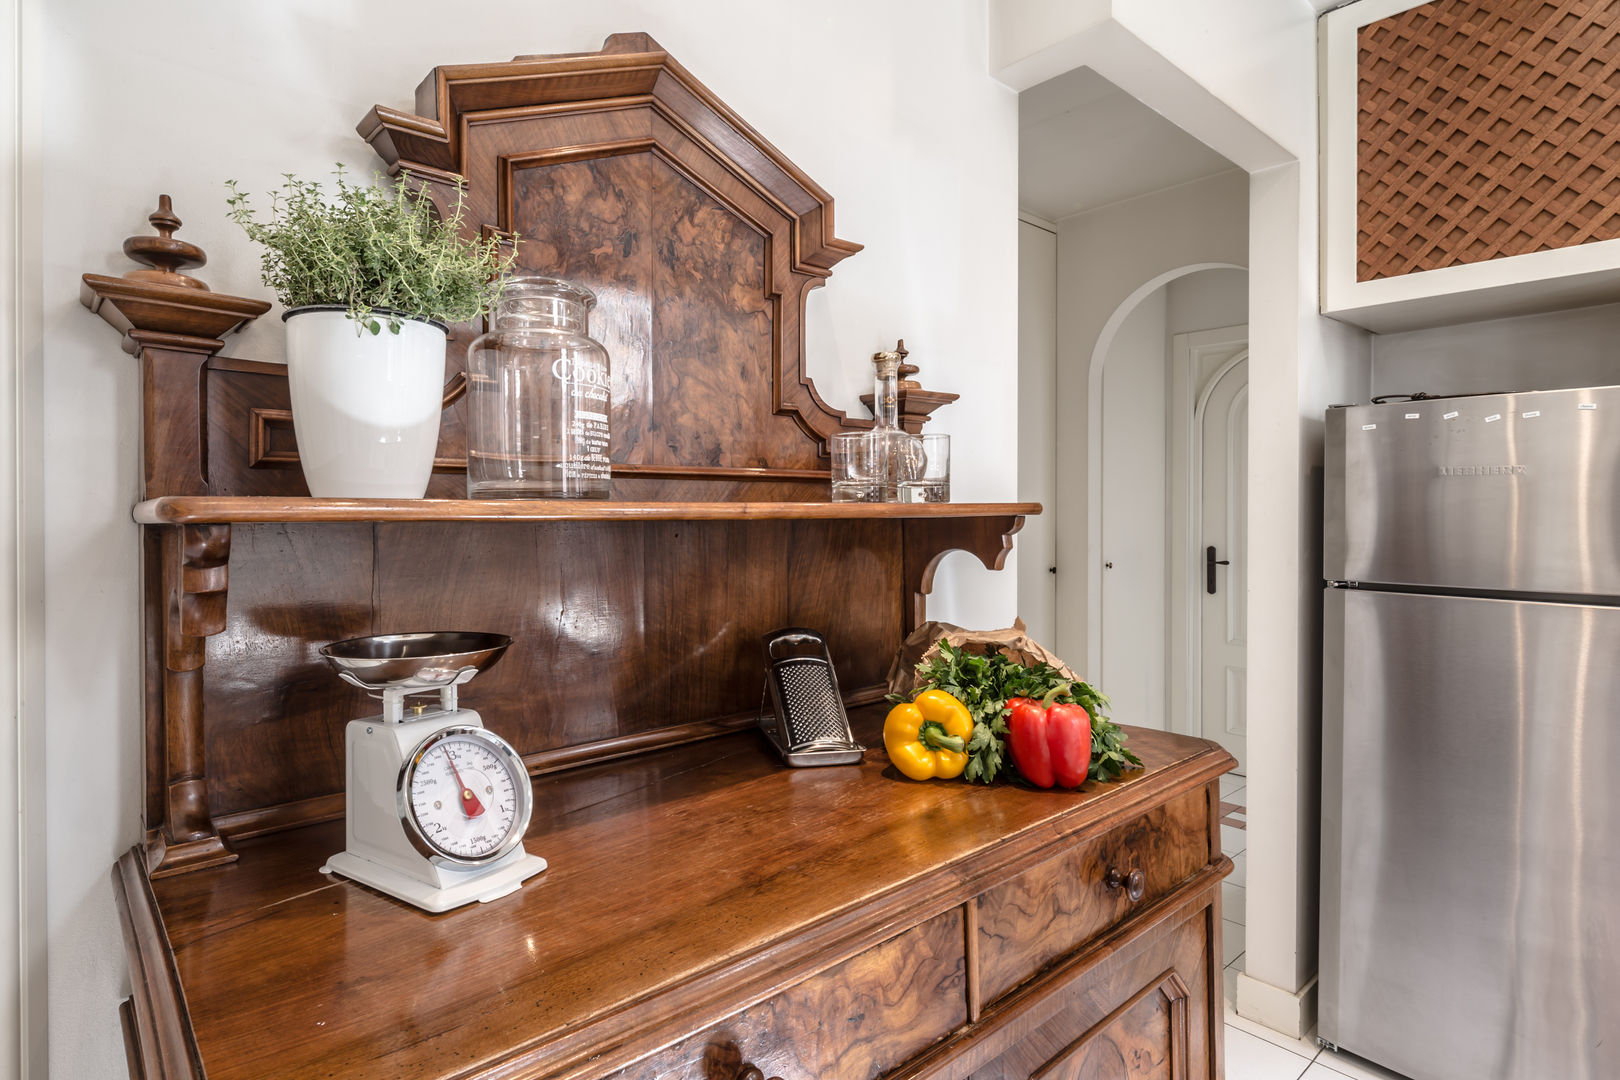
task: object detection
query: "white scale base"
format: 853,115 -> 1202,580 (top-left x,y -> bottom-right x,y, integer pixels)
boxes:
322,848 -> 549,914
322,698 -> 548,914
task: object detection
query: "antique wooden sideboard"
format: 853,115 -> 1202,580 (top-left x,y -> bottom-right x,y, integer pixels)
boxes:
88,36 -> 1234,1080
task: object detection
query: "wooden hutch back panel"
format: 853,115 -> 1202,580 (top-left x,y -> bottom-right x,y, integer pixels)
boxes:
206,518 -> 907,824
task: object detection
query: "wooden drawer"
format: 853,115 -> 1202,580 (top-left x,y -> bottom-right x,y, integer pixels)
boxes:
966,900 -> 1217,1079
976,786 -> 1213,1005
612,906 -> 967,1080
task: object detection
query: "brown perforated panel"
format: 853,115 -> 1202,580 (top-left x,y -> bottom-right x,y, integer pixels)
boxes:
1357,0 -> 1620,281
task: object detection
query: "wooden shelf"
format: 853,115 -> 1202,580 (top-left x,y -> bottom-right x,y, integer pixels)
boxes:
132,496 -> 1042,525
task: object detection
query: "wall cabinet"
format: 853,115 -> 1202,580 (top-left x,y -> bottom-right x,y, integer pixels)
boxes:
1321,0 -> 1620,332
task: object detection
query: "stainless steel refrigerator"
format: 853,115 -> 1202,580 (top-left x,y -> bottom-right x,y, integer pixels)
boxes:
1321,386 -> 1618,1080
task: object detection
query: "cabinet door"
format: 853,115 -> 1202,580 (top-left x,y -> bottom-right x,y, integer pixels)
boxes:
1320,0 -> 1620,332
969,904 -> 1215,1080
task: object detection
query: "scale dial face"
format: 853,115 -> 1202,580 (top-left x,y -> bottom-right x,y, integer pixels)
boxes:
399,726 -> 531,866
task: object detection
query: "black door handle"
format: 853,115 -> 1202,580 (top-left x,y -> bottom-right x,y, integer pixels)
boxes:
1206,546 -> 1230,594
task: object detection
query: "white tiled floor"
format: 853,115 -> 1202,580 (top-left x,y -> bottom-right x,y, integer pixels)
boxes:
1218,772 -> 1411,1080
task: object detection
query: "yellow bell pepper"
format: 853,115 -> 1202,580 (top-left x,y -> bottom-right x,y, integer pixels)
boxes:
884,689 -> 973,781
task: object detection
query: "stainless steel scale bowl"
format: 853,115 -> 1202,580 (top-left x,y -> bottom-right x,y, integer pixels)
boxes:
321,631 -> 511,722
321,630 -> 511,688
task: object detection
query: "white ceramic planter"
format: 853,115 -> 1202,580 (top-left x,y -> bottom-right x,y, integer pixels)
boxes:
283,307 -> 448,498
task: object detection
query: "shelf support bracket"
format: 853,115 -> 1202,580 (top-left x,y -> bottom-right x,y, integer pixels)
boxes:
901,515 -> 1025,634
148,524 -> 236,876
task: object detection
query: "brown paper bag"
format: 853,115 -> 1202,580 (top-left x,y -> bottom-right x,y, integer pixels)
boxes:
885,617 -> 1079,699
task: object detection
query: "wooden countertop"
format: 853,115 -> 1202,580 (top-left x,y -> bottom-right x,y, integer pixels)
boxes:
119,707 -> 1232,1080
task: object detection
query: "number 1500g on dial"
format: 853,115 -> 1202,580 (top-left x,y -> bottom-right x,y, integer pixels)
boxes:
401,727 -> 532,864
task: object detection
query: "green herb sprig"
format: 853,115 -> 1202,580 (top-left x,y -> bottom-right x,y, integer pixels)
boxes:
891,640 -> 1142,785
225,166 -> 515,334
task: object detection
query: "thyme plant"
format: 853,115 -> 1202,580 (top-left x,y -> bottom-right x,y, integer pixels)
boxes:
225,166 -> 515,334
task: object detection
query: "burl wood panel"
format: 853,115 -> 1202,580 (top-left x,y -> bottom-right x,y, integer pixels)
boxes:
1357,0 -> 1620,280
968,906 -> 1213,1080
612,906 -> 966,1080
202,520 -> 903,820
1031,971 -> 1189,1080
512,153 -> 811,471
512,155 -> 656,464
976,787 -> 1211,1004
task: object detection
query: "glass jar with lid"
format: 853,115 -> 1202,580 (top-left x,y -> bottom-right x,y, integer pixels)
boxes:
465,276 -> 612,499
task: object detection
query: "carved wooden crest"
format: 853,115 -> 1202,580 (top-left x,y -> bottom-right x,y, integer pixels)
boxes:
359,33 -> 867,485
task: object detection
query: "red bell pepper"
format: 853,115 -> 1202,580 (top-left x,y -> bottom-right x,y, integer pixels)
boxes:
1006,685 -> 1092,789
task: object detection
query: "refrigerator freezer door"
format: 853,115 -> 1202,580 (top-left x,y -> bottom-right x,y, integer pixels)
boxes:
1324,385 -> 1620,595
1321,588 -> 1618,1080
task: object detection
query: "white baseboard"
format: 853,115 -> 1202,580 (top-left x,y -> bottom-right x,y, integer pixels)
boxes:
1236,970 -> 1318,1039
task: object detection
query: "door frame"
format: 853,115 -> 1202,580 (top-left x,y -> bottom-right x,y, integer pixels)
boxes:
4,0 -> 47,1070
1167,326 -> 1247,742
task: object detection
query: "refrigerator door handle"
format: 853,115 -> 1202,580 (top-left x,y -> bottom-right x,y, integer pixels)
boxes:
1206,545 -> 1231,594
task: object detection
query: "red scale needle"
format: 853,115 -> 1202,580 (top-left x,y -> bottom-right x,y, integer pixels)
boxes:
442,747 -> 485,818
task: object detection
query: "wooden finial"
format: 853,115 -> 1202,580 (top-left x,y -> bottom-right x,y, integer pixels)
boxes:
859,337 -> 958,431
121,194 -> 210,291
893,339 -> 922,389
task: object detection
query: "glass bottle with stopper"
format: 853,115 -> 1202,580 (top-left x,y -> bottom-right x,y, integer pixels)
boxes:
869,342 -> 927,500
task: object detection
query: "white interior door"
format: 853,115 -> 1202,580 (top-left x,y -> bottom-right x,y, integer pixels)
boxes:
1099,291 -> 1168,731
1016,218 -> 1058,649
1199,359 -> 1247,769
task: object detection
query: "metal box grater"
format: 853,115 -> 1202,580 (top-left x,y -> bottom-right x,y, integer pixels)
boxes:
758,627 -> 865,767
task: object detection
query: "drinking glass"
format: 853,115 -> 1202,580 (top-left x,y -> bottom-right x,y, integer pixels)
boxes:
830,432 -> 881,502
899,433 -> 950,502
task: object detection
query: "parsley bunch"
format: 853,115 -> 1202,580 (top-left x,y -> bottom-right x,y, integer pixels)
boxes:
893,640 -> 1141,784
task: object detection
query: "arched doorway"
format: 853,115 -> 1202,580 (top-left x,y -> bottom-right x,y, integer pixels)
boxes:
1086,265 -> 1246,742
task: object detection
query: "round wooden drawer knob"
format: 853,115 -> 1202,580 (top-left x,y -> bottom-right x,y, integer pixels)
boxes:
1105,866 -> 1146,903
739,1066 -> 782,1080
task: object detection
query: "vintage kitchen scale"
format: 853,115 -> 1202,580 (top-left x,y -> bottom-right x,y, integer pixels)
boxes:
318,631 -> 548,912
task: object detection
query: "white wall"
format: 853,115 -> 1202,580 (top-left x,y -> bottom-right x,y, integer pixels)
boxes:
1017,219 -> 1058,647
1372,302 -> 1620,397
1168,267 -> 1248,337
1053,168 -> 1248,675
33,3 -> 1019,1076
